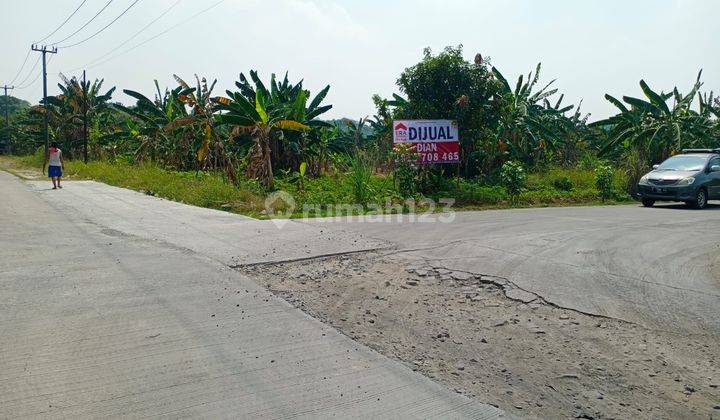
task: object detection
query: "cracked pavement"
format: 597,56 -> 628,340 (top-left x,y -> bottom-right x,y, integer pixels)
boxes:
23,177 -> 720,335
243,251 -> 720,418
306,207 -> 720,334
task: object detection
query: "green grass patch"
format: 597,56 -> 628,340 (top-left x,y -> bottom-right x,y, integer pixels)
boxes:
11,153 -> 267,216
2,155 -> 634,218
67,161 -> 267,216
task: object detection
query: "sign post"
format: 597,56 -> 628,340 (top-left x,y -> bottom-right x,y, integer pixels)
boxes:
393,119 -> 461,190
393,120 -> 460,164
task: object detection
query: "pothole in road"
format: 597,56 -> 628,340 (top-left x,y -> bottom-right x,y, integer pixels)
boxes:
239,252 -> 720,419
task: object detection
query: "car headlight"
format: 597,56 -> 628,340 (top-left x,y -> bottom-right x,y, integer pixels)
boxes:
639,175 -> 650,184
677,177 -> 695,186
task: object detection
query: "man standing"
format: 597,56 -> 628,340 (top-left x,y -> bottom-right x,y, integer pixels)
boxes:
43,142 -> 64,189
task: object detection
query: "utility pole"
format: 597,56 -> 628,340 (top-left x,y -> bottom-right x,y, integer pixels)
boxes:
2,85 -> 14,126
2,85 -> 14,154
82,70 -> 88,163
31,44 -> 58,154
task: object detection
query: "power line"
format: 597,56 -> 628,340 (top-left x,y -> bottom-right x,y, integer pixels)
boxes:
50,0 -> 114,46
16,55 -> 55,90
14,55 -> 42,89
85,0 -> 226,70
57,0 -> 143,49
7,1 -> 86,86
71,0 -> 181,71
8,50 -> 31,85
35,0 -> 88,44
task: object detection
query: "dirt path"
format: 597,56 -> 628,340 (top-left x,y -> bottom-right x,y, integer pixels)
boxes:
242,252 -> 720,419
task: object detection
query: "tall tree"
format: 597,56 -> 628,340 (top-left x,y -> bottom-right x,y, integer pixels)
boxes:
393,46 -> 500,174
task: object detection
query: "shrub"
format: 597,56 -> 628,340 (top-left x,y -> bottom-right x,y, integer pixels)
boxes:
391,143 -> 418,198
348,152 -> 374,206
595,164 -> 615,200
500,161 -> 526,199
621,149 -> 649,197
552,176 -> 574,192
19,147 -> 45,168
578,153 -> 602,171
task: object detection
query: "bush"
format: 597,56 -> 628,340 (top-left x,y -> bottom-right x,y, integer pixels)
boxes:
595,165 -> 615,200
391,143 -> 418,198
348,152 -> 374,206
19,147 -> 46,168
552,176 -> 574,192
500,161 -> 526,199
621,149 -> 649,197
578,153 -> 602,171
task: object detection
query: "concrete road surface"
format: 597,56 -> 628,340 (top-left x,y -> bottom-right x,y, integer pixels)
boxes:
310,205 -> 720,335
4,172 -> 719,418
0,172 -> 505,419
32,176 -> 718,335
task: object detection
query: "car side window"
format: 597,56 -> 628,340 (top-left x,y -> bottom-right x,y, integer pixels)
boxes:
709,158 -> 720,171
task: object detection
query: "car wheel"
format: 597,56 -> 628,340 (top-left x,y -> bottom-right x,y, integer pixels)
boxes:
688,188 -> 708,209
641,198 -> 655,207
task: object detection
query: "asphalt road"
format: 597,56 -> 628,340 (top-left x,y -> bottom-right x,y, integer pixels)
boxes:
0,172 -> 505,419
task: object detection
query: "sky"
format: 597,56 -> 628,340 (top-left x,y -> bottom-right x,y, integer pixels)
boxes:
2,0 -> 719,121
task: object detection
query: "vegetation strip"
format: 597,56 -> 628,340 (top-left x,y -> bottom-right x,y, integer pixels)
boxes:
3,45 -> 716,214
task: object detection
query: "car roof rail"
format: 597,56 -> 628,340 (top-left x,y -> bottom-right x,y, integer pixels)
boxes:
681,148 -> 720,154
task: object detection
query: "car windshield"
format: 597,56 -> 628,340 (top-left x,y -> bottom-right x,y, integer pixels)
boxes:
656,155 -> 707,171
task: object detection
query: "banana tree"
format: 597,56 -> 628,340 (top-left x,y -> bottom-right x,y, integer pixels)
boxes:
215,88 -> 310,189
592,71 -> 715,163
370,93 -> 408,158
491,63 -> 577,165
43,74 -> 115,158
231,71 -> 333,170
173,74 -> 238,183
112,81 -> 195,165
306,124 -> 352,174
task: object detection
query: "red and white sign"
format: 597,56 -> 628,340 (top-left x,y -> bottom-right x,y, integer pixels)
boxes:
393,120 -> 460,164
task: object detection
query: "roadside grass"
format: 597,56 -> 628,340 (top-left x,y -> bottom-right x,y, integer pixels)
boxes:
429,166 -> 631,208
1,155 -> 634,218
67,161 -> 268,216
0,155 -> 44,179
9,154 -> 268,216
